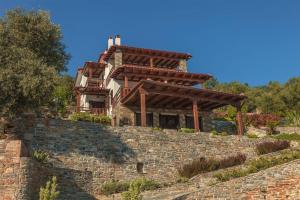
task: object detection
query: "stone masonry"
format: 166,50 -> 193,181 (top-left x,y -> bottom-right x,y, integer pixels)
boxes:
20,119 -> 266,199
181,159 -> 300,200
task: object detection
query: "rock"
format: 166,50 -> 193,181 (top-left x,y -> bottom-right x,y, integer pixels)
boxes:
247,126 -> 267,138
290,141 -> 299,148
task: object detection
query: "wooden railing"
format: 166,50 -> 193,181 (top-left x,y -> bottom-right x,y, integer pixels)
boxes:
78,107 -> 106,115
85,78 -> 104,88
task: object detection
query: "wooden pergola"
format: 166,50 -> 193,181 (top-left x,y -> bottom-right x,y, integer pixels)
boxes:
121,80 -> 247,134
82,61 -> 106,78
103,45 -> 192,69
111,65 -> 212,86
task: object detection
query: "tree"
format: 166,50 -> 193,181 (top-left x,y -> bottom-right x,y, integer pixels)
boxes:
0,9 -> 70,117
52,75 -> 75,115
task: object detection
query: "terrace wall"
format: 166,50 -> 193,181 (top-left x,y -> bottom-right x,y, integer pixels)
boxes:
19,119 -> 261,198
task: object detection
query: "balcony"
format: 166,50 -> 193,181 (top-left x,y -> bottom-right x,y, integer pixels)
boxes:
85,78 -> 104,88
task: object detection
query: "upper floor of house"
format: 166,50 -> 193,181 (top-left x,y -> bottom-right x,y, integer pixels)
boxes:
74,35 -> 213,94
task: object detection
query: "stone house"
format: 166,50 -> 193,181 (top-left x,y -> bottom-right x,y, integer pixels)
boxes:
74,35 -> 246,134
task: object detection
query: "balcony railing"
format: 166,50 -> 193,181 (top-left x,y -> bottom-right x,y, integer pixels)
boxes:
78,107 -> 106,115
85,78 -> 104,88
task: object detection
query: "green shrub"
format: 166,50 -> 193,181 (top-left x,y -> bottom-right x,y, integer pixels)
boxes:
32,150 -> 49,163
266,120 -> 280,135
39,176 -> 59,200
220,132 -> 229,136
152,127 -> 162,131
179,128 -> 195,133
272,133 -> 300,142
100,180 -> 130,195
214,150 -> 300,182
285,111 -> 300,127
121,180 -> 143,200
178,153 -> 246,178
101,178 -> 160,196
256,140 -> 290,155
211,129 -> 218,135
247,134 -> 259,139
70,112 -> 111,124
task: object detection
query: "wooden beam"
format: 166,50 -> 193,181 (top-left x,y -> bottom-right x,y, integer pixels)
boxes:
193,100 -> 200,131
144,89 -> 238,106
140,91 -> 146,127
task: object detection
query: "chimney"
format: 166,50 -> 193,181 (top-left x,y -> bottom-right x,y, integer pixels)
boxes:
115,35 -> 121,46
108,36 -> 113,49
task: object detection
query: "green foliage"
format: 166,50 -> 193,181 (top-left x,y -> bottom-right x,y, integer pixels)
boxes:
0,9 -> 69,117
224,106 -> 237,122
32,150 -> 49,163
51,75 -> 74,116
206,77 -> 300,118
256,141 -> 290,155
152,127 -> 163,131
285,111 -> 300,127
121,180 -> 143,200
70,112 -> 111,124
266,120 -> 280,135
272,133 -> 300,143
179,128 -> 195,133
100,180 -> 130,196
101,178 -> 161,196
39,176 -> 60,200
178,154 -> 246,178
247,134 -> 259,139
214,150 -> 300,182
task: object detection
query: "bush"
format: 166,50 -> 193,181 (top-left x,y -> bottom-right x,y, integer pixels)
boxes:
100,180 -> 130,195
247,134 -> 259,139
179,128 -> 195,133
70,112 -> 111,124
256,141 -> 290,155
285,111 -> 300,127
121,180 -> 143,200
214,150 -> 300,182
272,133 -> 300,142
32,150 -> 49,163
100,178 -> 161,196
246,114 -> 281,128
39,176 -> 60,200
178,153 -> 246,178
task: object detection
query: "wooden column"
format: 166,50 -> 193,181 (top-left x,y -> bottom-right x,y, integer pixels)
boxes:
124,74 -> 129,96
193,99 -> 200,131
236,105 -> 244,135
88,66 -> 93,78
76,91 -> 81,112
140,90 -> 147,127
150,57 -> 153,68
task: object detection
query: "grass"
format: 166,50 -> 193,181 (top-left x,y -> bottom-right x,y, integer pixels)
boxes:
178,153 -> 246,178
272,133 -> 300,143
214,149 -> 300,182
100,178 -> 161,196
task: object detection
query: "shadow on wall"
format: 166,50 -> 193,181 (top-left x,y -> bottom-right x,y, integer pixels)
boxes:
23,118 -> 136,164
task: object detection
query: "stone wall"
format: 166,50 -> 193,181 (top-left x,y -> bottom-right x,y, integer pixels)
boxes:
181,159 -> 300,200
0,140 -> 29,200
20,119 -> 264,198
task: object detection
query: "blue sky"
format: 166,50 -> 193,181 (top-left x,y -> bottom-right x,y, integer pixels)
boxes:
1,0 -> 300,86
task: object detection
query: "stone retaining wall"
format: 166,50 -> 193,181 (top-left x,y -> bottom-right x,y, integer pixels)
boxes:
20,119 -> 265,198
180,159 -> 300,200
